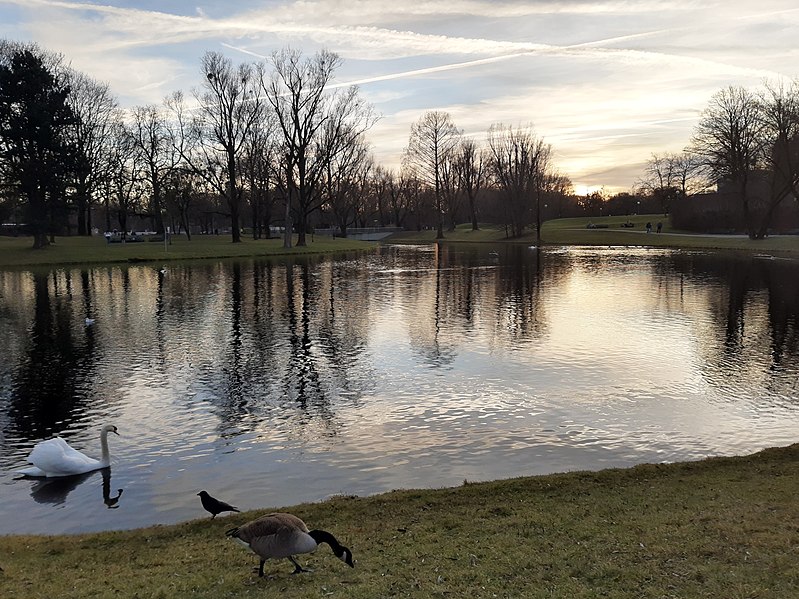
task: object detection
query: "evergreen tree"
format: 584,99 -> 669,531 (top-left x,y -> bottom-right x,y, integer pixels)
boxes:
0,49 -> 77,248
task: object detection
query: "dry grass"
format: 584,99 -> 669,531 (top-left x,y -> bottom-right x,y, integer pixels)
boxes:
2,445 -> 798,598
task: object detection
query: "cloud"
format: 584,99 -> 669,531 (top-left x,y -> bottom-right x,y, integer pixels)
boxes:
1,0 -> 796,190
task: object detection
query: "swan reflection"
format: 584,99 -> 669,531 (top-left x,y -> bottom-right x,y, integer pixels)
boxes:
28,467 -> 123,509
102,468 -> 123,509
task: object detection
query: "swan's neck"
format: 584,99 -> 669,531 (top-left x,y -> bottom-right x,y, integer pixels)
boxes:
99,430 -> 111,464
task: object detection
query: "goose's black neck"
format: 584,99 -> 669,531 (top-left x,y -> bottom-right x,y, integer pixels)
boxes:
309,529 -> 341,550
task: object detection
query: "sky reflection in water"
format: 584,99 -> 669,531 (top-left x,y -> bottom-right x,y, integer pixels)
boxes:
0,245 -> 797,534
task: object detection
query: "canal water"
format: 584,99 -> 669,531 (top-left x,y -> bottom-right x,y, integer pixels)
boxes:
0,244 -> 797,534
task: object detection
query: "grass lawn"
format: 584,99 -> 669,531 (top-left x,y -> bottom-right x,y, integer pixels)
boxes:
1,444 -> 797,598
388,216 -> 799,256
0,234 -> 376,268
3,217 -> 796,268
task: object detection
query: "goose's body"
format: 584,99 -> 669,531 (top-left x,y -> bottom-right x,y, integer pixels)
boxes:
226,512 -> 354,577
18,424 -> 119,478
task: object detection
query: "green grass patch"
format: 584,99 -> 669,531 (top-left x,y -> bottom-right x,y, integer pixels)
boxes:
388,223 -> 538,244
0,234 -> 375,268
2,445 -> 798,598
387,216 -> 799,256
542,214 -> 799,254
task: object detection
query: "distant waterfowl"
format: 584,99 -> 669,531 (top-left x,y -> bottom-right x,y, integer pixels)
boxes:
226,512 -> 354,577
198,490 -> 239,518
18,424 -> 119,478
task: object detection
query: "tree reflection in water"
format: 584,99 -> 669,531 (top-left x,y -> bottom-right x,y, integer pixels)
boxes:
9,271 -> 98,440
0,246 -> 797,535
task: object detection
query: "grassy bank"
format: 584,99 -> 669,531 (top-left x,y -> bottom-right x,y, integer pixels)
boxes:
2,445 -> 797,598
0,234 -> 375,268
388,216 -> 799,256
3,217 -> 796,269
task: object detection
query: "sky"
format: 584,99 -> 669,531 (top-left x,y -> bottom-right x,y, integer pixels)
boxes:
1,1 -> 797,194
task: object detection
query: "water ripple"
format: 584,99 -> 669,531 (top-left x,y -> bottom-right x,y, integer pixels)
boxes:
0,247 -> 797,534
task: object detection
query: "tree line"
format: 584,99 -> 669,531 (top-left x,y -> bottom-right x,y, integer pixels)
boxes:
2,39 -> 796,249
0,40 -> 579,249
637,81 -> 799,238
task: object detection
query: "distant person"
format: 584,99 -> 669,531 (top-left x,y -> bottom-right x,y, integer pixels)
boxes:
646,222 -> 652,234
656,221 -> 663,233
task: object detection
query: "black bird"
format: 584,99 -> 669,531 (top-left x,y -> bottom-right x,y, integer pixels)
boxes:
198,490 -> 240,519
226,512 -> 354,577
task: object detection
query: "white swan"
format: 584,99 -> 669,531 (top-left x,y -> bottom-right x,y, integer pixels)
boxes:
18,424 -> 119,478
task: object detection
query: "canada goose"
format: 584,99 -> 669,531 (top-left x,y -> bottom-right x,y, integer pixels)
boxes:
197,490 -> 240,518
226,512 -> 354,577
18,424 -> 119,477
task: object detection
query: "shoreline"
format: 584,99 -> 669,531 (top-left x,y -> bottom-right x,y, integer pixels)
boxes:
1,444 -> 797,597
2,215 -> 797,270
0,443 -> 792,540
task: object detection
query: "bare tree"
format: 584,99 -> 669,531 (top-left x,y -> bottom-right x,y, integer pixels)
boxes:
671,152 -> 706,197
636,151 -> 704,213
383,169 -> 410,228
439,150 -> 460,231
487,123 -> 551,242
402,172 -> 429,231
755,79 -> 799,237
106,120 -> 143,234
542,171 -> 573,219
453,137 -> 486,231
264,48 -> 336,248
324,134 -> 372,237
129,104 -> 179,234
369,165 -> 391,227
64,70 -> 118,235
691,86 -> 764,238
404,111 -> 461,239
242,110 -> 278,239
191,52 -> 264,243
318,89 -> 376,235
262,48 -> 376,248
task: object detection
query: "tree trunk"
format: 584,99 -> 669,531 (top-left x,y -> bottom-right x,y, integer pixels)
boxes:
32,232 -> 50,249
283,194 -> 292,249
227,151 -> 241,244
77,199 -> 87,236
181,209 -> 192,241
469,192 -> 479,231
297,211 -> 307,246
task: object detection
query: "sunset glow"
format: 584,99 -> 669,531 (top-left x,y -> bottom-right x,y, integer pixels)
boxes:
0,0 -> 795,192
